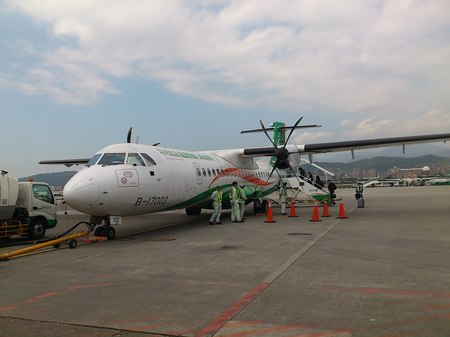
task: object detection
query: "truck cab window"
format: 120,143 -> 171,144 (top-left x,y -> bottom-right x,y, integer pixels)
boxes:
98,153 -> 126,165
127,153 -> 145,166
32,184 -> 54,204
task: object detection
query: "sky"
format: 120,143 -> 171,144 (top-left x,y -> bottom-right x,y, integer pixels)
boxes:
1,0 -> 450,178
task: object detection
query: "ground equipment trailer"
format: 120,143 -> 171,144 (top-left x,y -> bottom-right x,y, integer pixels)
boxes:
0,172 -> 57,240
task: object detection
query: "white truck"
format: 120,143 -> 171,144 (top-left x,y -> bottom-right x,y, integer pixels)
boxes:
0,171 -> 57,239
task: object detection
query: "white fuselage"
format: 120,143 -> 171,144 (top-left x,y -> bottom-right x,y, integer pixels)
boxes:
63,143 -> 279,216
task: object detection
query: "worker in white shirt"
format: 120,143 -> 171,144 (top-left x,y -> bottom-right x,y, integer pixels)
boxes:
209,186 -> 223,225
230,181 -> 243,222
238,184 -> 247,220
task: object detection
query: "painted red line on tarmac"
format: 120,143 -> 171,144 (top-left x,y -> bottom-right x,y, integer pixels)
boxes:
127,323 -> 161,331
415,303 -> 450,312
195,282 -> 270,337
290,329 -> 353,337
0,305 -> 21,313
67,283 -> 114,290
297,283 -> 450,299
226,320 -> 264,327
26,292 -> 63,303
219,324 -> 312,337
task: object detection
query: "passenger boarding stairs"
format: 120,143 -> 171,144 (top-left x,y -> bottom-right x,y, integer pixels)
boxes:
283,174 -> 330,204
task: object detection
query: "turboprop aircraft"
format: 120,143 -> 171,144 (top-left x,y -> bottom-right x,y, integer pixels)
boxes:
40,117 -> 450,239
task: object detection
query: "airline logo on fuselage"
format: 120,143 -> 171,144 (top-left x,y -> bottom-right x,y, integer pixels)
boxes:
156,148 -> 214,161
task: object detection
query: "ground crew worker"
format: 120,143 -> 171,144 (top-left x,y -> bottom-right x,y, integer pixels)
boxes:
279,182 -> 287,215
230,181 -> 243,222
209,186 -> 222,225
238,184 -> 247,220
328,181 -> 337,205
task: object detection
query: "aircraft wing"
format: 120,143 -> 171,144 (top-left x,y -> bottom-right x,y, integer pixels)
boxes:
243,133 -> 450,157
39,159 -> 90,167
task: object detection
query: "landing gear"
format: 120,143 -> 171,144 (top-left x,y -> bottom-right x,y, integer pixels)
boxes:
94,226 -> 104,237
186,207 -> 202,215
253,199 -> 268,214
93,225 -> 116,240
103,226 -> 116,240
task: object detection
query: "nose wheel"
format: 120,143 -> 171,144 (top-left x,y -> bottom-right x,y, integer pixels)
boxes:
94,225 -> 116,240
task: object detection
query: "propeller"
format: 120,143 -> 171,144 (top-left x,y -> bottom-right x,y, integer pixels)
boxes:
127,127 -> 160,146
260,117 -> 304,181
127,127 -> 133,143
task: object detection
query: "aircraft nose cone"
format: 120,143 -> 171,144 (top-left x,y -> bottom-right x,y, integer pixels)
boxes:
63,176 -> 99,213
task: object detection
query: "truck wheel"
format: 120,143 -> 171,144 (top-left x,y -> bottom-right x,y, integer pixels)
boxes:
28,220 -> 46,240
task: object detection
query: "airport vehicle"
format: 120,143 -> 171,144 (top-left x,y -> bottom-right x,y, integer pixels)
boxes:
40,118 -> 450,239
0,171 -> 57,239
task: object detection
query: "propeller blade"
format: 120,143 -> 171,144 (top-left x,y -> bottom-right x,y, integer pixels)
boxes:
286,161 -> 304,191
127,127 -> 132,143
284,116 -> 303,147
267,163 -> 278,181
260,120 -> 277,148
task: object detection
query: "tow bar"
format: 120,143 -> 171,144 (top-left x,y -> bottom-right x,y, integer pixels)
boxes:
0,221 -> 96,261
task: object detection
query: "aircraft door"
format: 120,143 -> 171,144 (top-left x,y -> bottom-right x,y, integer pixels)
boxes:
193,162 -> 203,185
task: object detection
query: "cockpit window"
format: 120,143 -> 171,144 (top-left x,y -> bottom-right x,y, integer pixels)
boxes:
141,153 -> 157,166
87,153 -> 102,166
98,153 -> 126,165
127,153 -> 145,166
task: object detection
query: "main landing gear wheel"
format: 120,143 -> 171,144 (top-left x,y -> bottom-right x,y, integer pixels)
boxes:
94,225 -> 116,240
94,226 -> 116,240
94,226 -> 104,237
103,226 -> 116,240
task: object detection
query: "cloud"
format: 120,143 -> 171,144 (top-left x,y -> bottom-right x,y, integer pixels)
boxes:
342,108 -> 450,139
2,0 -> 450,121
293,131 -> 334,144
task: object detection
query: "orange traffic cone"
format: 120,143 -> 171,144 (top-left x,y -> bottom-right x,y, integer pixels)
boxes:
310,202 -> 322,222
322,201 -> 331,217
265,201 -> 277,223
337,199 -> 348,219
288,201 -> 298,217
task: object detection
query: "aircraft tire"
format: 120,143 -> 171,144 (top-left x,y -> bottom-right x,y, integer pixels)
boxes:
186,207 -> 201,216
261,200 -> 268,213
94,226 -> 104,237
104,226 -> 116,240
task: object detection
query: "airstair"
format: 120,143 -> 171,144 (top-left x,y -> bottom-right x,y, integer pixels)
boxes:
282,158 -> 334,204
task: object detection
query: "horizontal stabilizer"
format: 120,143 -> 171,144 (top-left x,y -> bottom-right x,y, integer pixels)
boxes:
241,124 -> 321,134
39,159 -> 90,167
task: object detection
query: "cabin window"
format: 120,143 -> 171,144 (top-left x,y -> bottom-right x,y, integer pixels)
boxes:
141,153 -> 157,166
98,153 -> 126,165
87,153 -> 102,166
207,168 -> 211,176
212,169 -> 216,175
196,168 -> 201,176
127,153 -> 145,166
202,168 -> 206,176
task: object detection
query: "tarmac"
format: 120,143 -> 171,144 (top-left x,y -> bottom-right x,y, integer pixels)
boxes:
0,186 -> 449,337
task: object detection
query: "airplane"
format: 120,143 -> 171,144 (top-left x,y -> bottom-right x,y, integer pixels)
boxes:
40,117 -> 450,239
